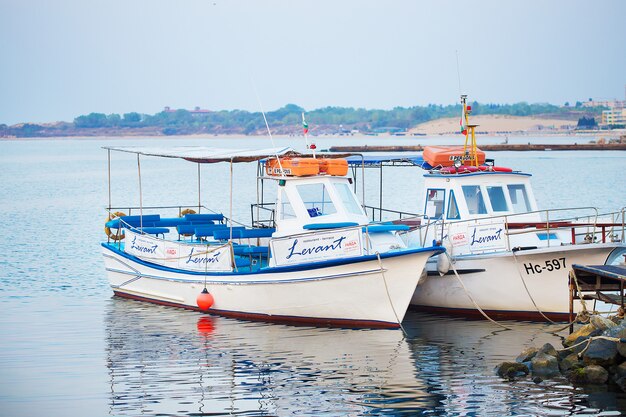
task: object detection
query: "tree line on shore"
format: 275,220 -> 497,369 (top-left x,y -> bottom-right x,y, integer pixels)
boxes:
1,101 -> 605,138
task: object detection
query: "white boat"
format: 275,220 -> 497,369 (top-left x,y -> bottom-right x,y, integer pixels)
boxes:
346,96 -> 626,321
101,146 -> 444,328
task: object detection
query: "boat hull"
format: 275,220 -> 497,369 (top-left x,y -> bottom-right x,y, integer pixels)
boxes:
411,243 -> 626,321
103,243 -> 442,328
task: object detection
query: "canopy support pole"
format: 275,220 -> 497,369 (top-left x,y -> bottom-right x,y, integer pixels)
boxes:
229,158 -> 233,240
107,149 -> 111,212
379,165 -> 384,221
197,163 -> 201,213
137,154 -> 143,230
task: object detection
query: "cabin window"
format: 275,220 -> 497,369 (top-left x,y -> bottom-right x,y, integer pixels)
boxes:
462,185 -> 487,215
486,186 -> 509,212
507,184 -> 531,213
424,188 -> 445,219
297,183 -> 337,217
335,183 -> 364,215
279,189 -> 297,220
447,190 -> 460,220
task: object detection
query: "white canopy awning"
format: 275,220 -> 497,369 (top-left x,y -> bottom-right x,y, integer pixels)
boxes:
103,146 -> 298,163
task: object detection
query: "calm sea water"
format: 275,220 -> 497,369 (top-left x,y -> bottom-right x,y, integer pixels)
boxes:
0,136 -> 625,416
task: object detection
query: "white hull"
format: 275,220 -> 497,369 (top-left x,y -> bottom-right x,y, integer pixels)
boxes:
103,244 -> 440,328
411,243 -> 625,320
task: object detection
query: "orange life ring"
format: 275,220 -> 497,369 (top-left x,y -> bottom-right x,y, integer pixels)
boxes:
104,211 -> 127,241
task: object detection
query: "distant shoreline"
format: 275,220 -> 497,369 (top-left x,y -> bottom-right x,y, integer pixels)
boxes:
2,114 -> 623,140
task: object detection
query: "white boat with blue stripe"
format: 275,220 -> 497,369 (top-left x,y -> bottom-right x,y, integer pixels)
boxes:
101,146 -> 444,328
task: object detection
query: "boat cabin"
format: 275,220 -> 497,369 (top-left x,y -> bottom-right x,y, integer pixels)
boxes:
422,170 -> 541,223
271,175 -> 369,237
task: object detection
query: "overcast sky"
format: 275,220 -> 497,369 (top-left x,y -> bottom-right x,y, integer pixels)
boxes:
1,0 -> 625,124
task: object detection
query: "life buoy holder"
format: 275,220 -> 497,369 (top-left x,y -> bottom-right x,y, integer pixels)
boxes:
180,208 -> 196,217
104,211 -> 127,241
440,165 -> 479,174
478,166 -> 513,172
179,208 -> 196,236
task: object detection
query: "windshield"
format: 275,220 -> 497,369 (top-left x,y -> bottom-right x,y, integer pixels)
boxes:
297,183 -> 337,217
462,185 -> 487,215
507,184 -> 531,213
486,186 -> 509,212
335,183 -> 364,215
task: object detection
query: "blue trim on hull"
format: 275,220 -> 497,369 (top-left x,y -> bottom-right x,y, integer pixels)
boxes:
102,242 -> 444,277
113,291 -> 401,329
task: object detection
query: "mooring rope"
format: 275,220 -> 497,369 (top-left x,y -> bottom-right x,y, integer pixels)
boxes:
375,252 -> 407,336
511,250 -> 557,324
445,252 -> 511,330
559,335 -> 626,356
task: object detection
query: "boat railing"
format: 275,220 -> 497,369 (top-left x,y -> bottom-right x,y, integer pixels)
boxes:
250,203 -> 276,228
106,204 -> 215,217
363,204 -> 421,223
413,206 -> 625,252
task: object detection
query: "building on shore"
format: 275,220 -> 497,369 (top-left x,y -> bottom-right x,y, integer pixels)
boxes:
602,108 -> 626,126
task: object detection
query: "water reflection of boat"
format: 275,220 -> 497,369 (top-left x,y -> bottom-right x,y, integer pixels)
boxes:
104,298 -> 437,416
105,299 -> 625,415
101,147 -> 443,328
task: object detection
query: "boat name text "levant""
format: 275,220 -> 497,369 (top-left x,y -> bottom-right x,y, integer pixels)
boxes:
186,247 -> 222,265
130,236 -> 158,254
286,236 -> 347,260
470,228 -> 503,246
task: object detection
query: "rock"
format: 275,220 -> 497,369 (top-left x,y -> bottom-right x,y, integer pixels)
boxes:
532,376 -> 543,384
531,352 -> 560,377
615,377 -> 626,392
567,364 -> 587,384
496,361 -> 529,379
516,347 -> 538,363
602,322 -> 626,356
584,365 -> 609,384
563,323 -> 603,348
564,323 -> 595,347
590,315 -> 617,331
538,342 -> 558,358
613,362 -> 626,380
559,352 -> 582,373
582,338 -> 619,367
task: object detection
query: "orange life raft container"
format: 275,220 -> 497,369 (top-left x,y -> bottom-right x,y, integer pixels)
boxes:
266,158 -> 348,177
318,158 -> 349,176
423,146 -> 486,167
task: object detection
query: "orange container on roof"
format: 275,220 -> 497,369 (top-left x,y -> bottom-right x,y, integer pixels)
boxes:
318,158 -> 349,176
423,146 -> 486,167
266,158 -> 320,176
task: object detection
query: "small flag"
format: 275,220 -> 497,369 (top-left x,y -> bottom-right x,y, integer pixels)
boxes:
460,104 -> 467,135
302,113 -> 309,135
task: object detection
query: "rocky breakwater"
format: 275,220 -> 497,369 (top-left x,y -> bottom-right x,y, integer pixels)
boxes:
496,315 -> 626,390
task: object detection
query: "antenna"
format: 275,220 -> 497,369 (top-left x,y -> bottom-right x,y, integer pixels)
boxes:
302,112 -> 316,158
251,80 -> 285,176
455,50 -> 462,96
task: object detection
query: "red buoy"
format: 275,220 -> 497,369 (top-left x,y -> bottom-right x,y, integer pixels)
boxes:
196,316 -> 215,335
196,288 -> 214,311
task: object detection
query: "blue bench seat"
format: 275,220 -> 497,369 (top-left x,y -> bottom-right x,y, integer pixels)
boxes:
133,226 -> 170,237
106,214 -> 161,229
213,227 -> 275,240
184,213 -> 224,222
194,224 -> 227,238
363,224 -> 410,233
303,222 -> 359,230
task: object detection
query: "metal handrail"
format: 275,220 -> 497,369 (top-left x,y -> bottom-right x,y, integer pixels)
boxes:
387,206 -> 624,249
